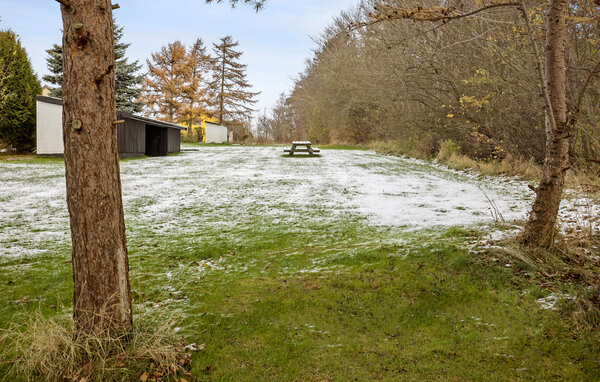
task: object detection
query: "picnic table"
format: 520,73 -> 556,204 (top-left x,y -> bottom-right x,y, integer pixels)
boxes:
284,141 -> 321,156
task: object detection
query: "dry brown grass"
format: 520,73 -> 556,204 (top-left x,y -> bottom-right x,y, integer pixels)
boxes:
1,312 -> 189,382
368,139 -> 544,181
369,139 -> 600,192
485,227 -> 600,330
367,139 -> 434,159
444,153 -> 543,181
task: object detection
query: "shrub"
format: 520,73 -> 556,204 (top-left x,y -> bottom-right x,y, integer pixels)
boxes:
437,139 -> 461,161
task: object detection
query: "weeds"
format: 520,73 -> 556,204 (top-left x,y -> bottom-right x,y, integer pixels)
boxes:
1,312 -> 189,382
484,226 -> 600,330
437,139 -> 461,161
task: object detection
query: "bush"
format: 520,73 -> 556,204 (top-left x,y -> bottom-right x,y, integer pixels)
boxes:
437,139 -> 461,161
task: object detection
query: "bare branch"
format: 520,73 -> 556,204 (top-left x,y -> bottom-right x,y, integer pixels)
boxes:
518,1 -> 556,141
55,0 -> 70,7
204,0 -> 266,11
112,4 -> 120,10
350,1 -> 519,31
572,60 -> 600,125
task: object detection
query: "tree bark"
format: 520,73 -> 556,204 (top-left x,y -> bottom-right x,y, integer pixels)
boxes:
59,0 -> 132,333
520,0 -> 570,247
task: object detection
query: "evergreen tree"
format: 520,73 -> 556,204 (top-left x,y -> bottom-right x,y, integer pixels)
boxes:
42,20 -> 144,112
0,29 -> 41,153
43,43 -> 62,98
181,39 -> 214,140
141,41 -> 187,123
113,23 -> 144,113
211,36 -> 259,127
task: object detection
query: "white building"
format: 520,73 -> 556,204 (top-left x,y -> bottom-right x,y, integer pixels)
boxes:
204,121 -> 232,143
36,96 -> 64,155
35,96 -> 185,156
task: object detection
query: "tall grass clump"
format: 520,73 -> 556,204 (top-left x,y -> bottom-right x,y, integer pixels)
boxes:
1,312 -> 188,382
367,136 -> 436,159
437,139 -> 461,161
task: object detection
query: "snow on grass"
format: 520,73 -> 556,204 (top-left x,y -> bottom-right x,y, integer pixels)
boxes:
536,293 -> 575,310
0,162 -> 69,261
0,146 -> 597,261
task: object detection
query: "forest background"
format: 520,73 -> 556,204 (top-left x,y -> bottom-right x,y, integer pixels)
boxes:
258,0 -> 600,171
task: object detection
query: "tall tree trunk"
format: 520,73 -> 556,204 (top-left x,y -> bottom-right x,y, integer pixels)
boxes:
219,47 -> 225,125
60,0 -> 132,333
520,0 -> 569,247
187,102 -> 193,139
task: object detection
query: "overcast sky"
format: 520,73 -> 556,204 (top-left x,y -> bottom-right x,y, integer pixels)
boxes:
0,0 -> 356,117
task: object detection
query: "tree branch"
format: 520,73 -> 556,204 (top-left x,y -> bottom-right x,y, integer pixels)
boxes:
350,1 -> 519,31
518,1 -> 556,141
55,0 -> 70,7
204,0 -> 266,11
571,60 -> 600,125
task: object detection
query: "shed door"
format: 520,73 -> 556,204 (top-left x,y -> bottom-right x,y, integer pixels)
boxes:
145,125 -> 168,156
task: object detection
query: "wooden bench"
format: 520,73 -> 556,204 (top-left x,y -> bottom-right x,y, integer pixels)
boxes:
284,141 -> 321,156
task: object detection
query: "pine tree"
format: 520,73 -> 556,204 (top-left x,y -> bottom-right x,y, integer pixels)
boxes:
181,39 -> 213,140
141,41 -> 187,123
211,36 -> 259,129
42,43 -> 62,98
113,23 -> 144,113
42,20 -> 144,112
0,29 -> 41,153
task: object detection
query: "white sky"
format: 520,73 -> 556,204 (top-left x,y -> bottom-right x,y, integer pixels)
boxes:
0,0 -> 357,116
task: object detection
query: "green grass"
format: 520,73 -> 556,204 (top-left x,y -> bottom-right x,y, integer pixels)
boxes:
1,219 -> 599,380
182,142 -> 236,147
0,155 -> 63,165
1,148 -> 599,381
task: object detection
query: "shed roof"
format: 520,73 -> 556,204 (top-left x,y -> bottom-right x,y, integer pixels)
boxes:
205,121 -> 228,128
36,95 -> 186,131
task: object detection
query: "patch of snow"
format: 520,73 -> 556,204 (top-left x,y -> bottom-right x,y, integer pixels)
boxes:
1,147 -> 598,263
536,293 -> 575,310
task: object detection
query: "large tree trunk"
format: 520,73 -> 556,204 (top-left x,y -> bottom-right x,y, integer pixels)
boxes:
60,0 -> 132,333
520,0 -> 569,247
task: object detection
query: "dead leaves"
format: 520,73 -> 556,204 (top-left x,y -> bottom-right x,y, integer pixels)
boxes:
134,342 -> 202,381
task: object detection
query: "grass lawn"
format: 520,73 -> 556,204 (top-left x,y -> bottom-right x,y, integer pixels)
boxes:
0,145 -> 598,381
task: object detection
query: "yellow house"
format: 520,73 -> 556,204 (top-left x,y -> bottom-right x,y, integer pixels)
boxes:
181,114 -> 219,142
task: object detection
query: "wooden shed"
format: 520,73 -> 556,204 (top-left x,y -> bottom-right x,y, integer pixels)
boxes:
36,95 -> 186,157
